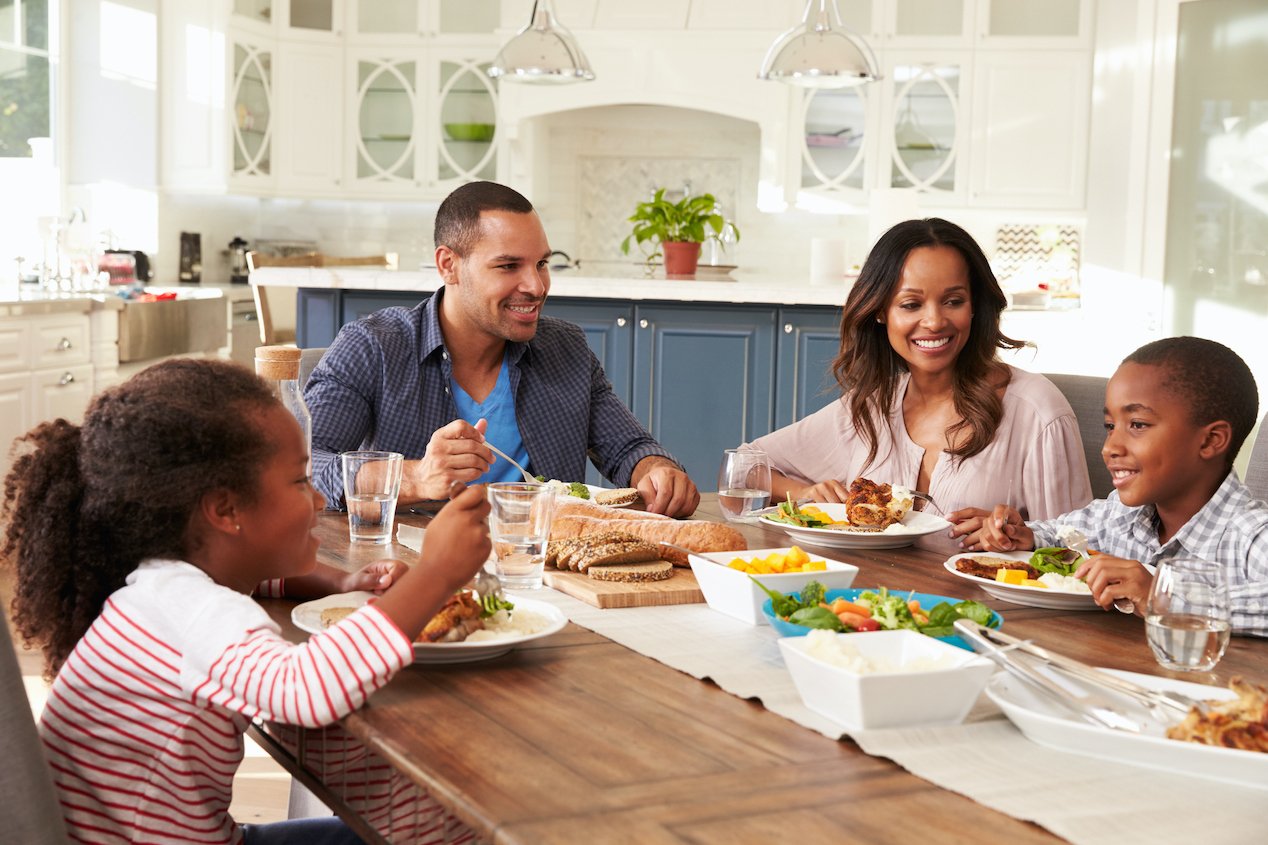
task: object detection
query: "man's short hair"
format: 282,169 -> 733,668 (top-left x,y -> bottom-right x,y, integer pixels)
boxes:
433,181 -> 535,257
1124,337 -> 1259,462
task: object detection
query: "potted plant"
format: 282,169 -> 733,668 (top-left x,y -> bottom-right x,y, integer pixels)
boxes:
620,189 -> 740,276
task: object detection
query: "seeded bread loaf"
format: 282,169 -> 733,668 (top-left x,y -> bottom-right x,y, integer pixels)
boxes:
587,561 -> 674,582
548,515 -> 747,566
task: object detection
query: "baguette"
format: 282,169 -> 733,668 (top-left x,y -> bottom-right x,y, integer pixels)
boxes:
548,515 -> 746,566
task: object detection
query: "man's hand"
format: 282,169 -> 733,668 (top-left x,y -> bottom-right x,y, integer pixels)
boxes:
631,456 -> 699,517
1074,554 -> 1151,615
399,418 -> 493,503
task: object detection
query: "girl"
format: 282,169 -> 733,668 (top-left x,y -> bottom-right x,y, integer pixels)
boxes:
2,358 -> 491,844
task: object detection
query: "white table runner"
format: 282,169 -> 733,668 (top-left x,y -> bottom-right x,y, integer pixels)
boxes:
515,587 -> 1268,845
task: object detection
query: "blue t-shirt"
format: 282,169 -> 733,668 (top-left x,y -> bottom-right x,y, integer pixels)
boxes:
450,354 -> 531,485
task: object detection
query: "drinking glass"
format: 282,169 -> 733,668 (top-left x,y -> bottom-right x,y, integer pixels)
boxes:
487,482 -> 557,590
341,451 -> 404,543
1144,556 -> 1231,672
717,448 -> 772,521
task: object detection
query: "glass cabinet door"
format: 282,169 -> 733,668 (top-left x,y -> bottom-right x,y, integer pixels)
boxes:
435,58 -> 496,183
289,0 -> 334,33
801,88 -> 868,193
355,59 -> 419,183
233,0 -> 273,26
436,0 -> 499,34
893,0 -> 965,39
357,0 -> 418,34
232,42 -> 272,177
888,63 -> 960,193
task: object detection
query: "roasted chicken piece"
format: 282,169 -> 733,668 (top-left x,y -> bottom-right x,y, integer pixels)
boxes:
417,591 -> 485,643
844,477 -> 898,528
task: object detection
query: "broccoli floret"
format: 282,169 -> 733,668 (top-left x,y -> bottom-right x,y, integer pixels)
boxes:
799,580 -> 827,609
568,481 -> 591,499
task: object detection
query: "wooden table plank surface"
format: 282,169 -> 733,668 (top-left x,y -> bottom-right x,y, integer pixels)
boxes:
261,497 -> 1268,844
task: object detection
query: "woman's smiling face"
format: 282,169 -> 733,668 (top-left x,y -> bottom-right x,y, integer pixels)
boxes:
883,245 -> 973,378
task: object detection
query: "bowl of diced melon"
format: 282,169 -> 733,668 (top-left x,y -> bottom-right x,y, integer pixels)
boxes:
688,546 -> 859,625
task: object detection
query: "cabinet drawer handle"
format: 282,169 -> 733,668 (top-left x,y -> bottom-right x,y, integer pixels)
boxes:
639,319 -> 649,329
616,317 -> 627,327
57,337 -> 73,350
784,323 -> 793,334
59,372 -> 75,386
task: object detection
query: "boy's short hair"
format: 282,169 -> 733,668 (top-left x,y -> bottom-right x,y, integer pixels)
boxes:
1124,337 -> 1259,465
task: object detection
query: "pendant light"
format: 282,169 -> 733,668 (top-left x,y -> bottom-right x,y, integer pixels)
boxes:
758,0 -> 880,89
488,0 -> 595,84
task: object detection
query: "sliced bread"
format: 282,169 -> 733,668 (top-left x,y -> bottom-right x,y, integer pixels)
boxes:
587,561 -> 674,582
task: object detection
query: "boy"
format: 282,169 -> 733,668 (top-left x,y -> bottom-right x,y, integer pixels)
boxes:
948,337 -> 1268,635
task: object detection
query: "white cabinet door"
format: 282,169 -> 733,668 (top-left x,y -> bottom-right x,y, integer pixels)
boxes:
161,0 -> 229,192
969,50 -> 1089,209
0,371 -> 31,482
32,365 -> 96,427
880,51 -> 972,205
275,41 -> 345,194
428,48 -> 499,192
229,30 -> 276,191
30,316 -> 92,370
593,1 -> 688,29
347,49 -> 426,194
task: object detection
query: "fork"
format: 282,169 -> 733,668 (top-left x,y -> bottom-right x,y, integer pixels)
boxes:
1061,526 -> 1134,614
483,441 -> 539,485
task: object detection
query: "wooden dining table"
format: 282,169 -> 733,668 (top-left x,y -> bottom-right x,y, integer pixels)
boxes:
254,496 -> 1268,845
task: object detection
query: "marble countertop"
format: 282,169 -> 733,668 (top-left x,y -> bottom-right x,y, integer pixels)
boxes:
249,263 -> 851,307
0,285 -> 230,317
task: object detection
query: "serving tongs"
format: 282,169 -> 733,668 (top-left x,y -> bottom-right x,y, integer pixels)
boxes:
954,619 -> 1206,732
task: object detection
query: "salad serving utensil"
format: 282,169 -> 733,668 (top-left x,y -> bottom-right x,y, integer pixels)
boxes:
483,441 -> 539,485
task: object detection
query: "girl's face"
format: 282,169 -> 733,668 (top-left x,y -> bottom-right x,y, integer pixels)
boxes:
235,406 -> 325,580
882,245 -> 973,379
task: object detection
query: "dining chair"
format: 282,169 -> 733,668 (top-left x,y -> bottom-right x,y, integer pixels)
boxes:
1044,372 -> 1113,499
248,253 -> 395,347
0,607 -> 71,844
299,346 -> 328,389
1244,412 -> 1268,501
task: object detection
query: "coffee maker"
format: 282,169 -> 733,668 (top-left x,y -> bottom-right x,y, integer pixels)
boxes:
179,232 -> 202,283
229,236 -> 249,284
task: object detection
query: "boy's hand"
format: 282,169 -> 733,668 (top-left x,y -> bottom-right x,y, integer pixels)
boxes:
419,483 -> 492,594
340,559 -> 409,594
947,505 -> 1034,552
1074,555 -> 1150,615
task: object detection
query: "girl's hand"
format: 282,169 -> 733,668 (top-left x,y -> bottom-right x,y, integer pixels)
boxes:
419,484 -> 492,595
1074,555 -> 1150,615
340,559 -> 409,594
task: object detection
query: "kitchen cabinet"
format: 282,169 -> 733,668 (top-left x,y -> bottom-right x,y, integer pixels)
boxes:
296,288 -> 842,489
275,41 -> 344,193
229,29 -> 275,191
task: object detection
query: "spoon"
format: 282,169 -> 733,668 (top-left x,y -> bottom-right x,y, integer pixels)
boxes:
483,441 -> 539,485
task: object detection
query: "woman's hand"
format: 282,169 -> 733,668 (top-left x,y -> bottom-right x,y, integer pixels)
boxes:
797,480 -> 850,503
339,559 -> 409,594
947,505 -> 1034,552
1074,555 -> 1150,615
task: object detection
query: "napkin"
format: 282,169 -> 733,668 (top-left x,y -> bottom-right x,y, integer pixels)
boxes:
396,523 -> 424,552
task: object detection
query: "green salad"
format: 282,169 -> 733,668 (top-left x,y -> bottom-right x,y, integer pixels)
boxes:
1028,547 -> 1084,576
753,579 -> 998,637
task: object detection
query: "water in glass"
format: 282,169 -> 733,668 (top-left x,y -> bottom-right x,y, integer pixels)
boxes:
1144,556 -> 1230,672
717,448 -> 771,521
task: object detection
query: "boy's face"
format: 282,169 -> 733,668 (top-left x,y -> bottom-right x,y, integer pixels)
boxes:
1101,361 -> 1217,510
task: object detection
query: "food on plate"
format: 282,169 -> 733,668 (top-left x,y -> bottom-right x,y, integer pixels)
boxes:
549,514 -> 746,566
538,477 -> 591,499
1029,547 -> 1086,576
418,591 -> 487,643
594,487 -> 641,507
844,477 -> 912,528
1037,573 -> 1092,594
994,569 -> 1046,588
587,561 -> 674,582
1167,677 -> 1268,752
802,628 -> 960,674
464,606 -> 553,643
955,555 -> 1041,581
726,545 -> 827,574
756,580 -> 998,638
319,606 -> 357,628
546,531 -> 662,572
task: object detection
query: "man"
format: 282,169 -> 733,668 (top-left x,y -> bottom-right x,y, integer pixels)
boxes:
306,181 -> 700,517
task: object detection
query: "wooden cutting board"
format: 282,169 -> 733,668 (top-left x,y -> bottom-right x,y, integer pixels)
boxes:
543,563 -> 704,608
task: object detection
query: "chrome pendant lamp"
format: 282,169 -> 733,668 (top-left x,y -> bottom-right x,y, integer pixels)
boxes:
759,0 -> 880,88
488,0 -> 595,84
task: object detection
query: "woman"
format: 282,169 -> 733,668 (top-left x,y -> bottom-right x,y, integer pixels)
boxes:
746,218 -> 1092,552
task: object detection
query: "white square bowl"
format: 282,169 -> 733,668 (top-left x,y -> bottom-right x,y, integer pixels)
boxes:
778,629 -> 995,730
688,547 -> 859,625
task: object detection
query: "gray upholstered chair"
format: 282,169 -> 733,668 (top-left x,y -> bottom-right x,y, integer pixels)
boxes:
1245,413 -> 1268,501
1,609 -> 70,844
299,347 -> 328,389
1044,372 -> 1113,499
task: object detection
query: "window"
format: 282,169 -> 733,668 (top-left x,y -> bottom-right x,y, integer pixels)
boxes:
0,0 -> 53,158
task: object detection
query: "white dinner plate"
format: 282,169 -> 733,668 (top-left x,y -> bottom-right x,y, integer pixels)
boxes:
758,503 -> 951,549
943,551 -> 1098,610
987,668 -> 1267,790
291,592 -> 568,664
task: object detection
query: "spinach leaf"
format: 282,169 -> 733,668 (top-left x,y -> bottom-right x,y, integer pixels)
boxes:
749,576 -> 800,618
788,606 -> 845,631
953,599 -> 998,628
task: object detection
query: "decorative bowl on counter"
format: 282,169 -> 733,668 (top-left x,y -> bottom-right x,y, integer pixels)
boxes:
443,122 -> 495,142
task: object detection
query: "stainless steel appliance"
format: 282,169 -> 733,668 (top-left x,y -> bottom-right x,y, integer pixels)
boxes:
179,232 -> 201,283
228,237 -> 250,284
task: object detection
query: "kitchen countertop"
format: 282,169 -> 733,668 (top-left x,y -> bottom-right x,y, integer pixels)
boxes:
0,285 -> 228,316
250,263 -> 852,307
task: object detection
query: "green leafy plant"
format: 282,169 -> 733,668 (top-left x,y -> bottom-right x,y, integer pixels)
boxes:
619,189 -> 740,265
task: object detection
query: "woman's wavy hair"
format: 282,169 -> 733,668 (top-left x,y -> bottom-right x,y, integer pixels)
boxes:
831,217 -> 1024,469
2,358 -> 279,677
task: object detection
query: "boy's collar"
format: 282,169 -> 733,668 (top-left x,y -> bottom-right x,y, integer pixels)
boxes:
1137,470 -> 1243,559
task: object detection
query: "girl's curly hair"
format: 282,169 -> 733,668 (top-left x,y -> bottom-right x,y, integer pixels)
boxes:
2,358 -> 279,677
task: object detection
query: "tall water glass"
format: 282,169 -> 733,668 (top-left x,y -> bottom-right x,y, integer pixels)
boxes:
341,451 -> 404,543
1144,556 -> 1231,672
487,482 -> 557,590
717,448 -> 772,521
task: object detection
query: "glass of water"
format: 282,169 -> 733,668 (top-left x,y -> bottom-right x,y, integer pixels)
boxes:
487,482 -> 557,590
717,448 -> 772,521
341,451 -> 404,544
1144,556 -> 1231,672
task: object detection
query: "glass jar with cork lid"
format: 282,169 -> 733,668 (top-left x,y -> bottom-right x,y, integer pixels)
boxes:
254,346 -> 312,466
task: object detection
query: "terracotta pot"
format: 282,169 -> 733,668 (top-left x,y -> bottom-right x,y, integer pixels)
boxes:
662,241 -> 701,277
